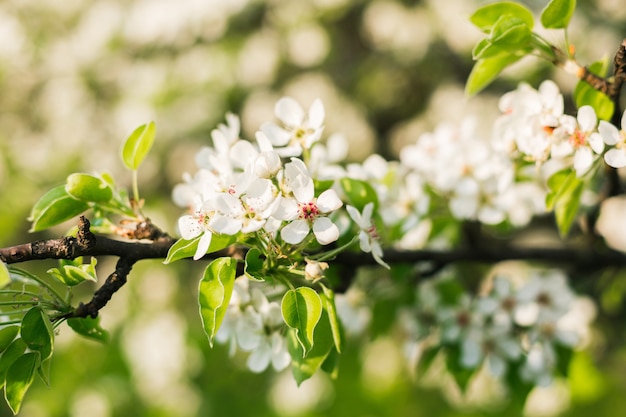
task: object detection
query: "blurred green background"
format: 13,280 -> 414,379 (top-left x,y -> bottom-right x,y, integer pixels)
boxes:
1,0 -> 626,416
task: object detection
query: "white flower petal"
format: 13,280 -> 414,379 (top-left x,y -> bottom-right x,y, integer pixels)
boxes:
307,99 -> 325,129
577,105 -> 597,131
281,219 -> 310,244
261,122 -> 291,146
588,132 -> 604,154
312,217 -> 339,245
247,339 -> 271,373
599,120 -> 621,145
276,97 -> 305,127
573,147 -> 593,175
178,215 -> 202,240
194,231 -> 213,260
316,189 -> 343,213
605,148 -> 626,168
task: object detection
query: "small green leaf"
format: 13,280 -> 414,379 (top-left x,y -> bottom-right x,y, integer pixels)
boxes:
5,352 -> 38,415
547,168 -> 584,237
470,1 -> 534,32
0,339 -> 27,390
198,258 -> 236,347
541,0 -> 576,29
29,186 -> 90,232
466,54 -> 523,96
574,60 -> 614,121
65,173 -> 113,203
164,234 -> 235,264
0,262 -> 10,289
67,317 -> 110,343
47,257 -> 98,286
339,178 -> 378,211
20,307 -> 54,362
122,122 -> 156,170
282,287 -> 323,356
287,307 -> 335,385
244,248 -> 266,282
417,345 -> 440,377
0,327 -> 19,354
321,285 -> 342,353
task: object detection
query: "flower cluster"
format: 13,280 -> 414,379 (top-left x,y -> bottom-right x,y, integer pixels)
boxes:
399,269 -> 593,386
494,80 -> 626,176
172,98 -> 345,260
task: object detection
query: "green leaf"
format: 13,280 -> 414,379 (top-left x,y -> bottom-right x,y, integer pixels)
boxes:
569,350 -> 607,403
28,185 -> 90,232
5,352 -> 38,415
47,257 -> 98,286
0,262 -> 10,289
20,307 -> 54,362
417,345 -> 440,377
281,287 -> 323,356
121,122 -> 156,170
574,59 -> 614,121
541,0 -> 576,29
321,285 -> 342,353
320,348 -> 340,379
547,168 -> 584,236
164,234 -> 235,264
287,307 -> 335,385
65,173 -> 113,203
470,1 -> 534,32
339,178 -> 379,211
244,248 -> 266,282
445,345 -> 475,392
465,54 -> 523,96
198,257 -> 236,347
0,327 -> 19,354
489,15 -> 532,49
67,317 -> 110,343
0,339 -> 27,390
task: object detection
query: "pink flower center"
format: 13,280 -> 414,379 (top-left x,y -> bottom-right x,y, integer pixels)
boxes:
298,201 -> 320,221
568,129 -> 587,148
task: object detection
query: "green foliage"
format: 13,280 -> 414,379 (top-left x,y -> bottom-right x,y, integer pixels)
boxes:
20,307 -> 54,362
65,173 -> 113,203
66,317 -> 109,343
0,263 -> 9,289
4,352 -> 38,415
47,257 -> 98,287
121,122 -> 156,171
466,54 -> 524,96
244,248 -> 266,282
469,2 -> 534,32
339,178 -> 379,211
28,186 -> 90,232
541,0 -> 577,29
573,58 -> 614,121
546,168 -> 584,236
0,328 -> 19,354
164,234 -> 236,264
198,257 -> 237,347
281,287 -> 323,356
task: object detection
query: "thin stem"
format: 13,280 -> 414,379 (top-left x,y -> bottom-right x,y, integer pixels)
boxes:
309,235 -> 360,262
132,170 -> 140,207
8,267 -> 69,309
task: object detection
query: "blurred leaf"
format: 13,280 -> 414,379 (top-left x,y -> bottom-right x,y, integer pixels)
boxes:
569,350 -> 607,403
444,345 -> 475,392
244,248 -> 266,282
5,352 -> 38,415
20,307 -> 54,362
554,342 -> 574,377
121,122 -> 156,170
470,1 -> 534,32
466,54 -> 523,96
417,346 -> 440,377
47,257 -> 97,286
287,306 -> 335,386
0,339 -> 27,390
198,257 -> 236,347
574,59 -> 614,121
282,287 -> 322,356
321,285 -> 342,353
0,327 -> 19,354
28,186 -> 89,232
339,178 -> 378,211
0,262 -> 10,289
541,0 -> 576,29
546,168 -> 584,236
65,173 -> 113,203
67,317 -> 110,343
